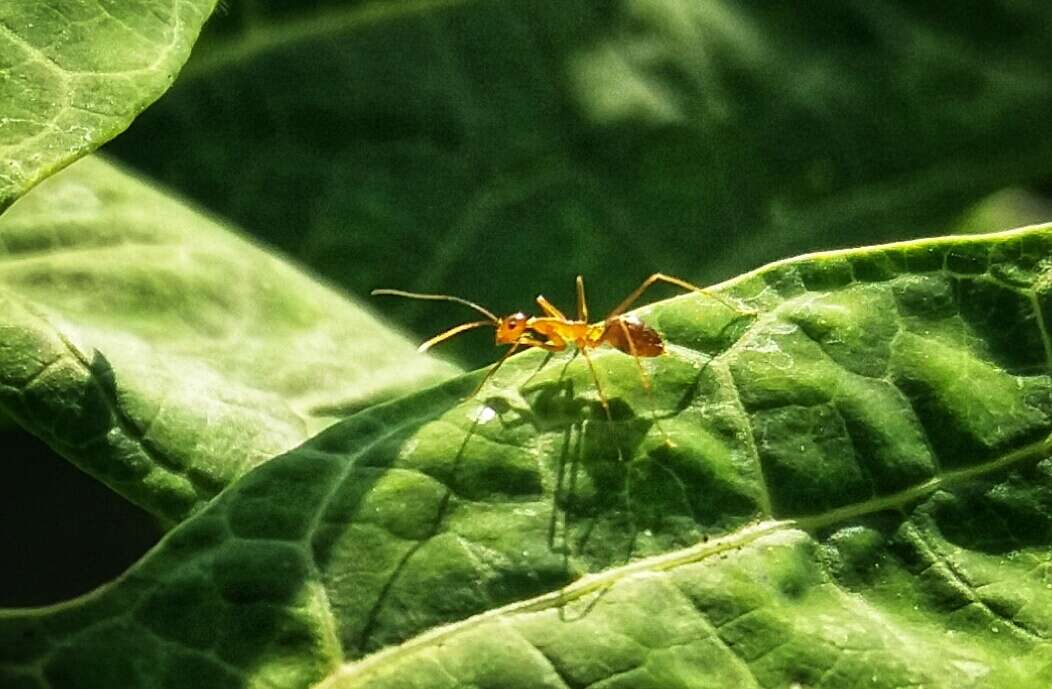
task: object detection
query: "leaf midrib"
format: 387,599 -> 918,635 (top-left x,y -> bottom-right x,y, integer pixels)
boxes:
326,429 -> 1052,686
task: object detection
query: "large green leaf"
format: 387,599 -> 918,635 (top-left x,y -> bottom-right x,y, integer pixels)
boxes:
4,226 -> 1051,688
0,156 -> 457,524
0,0 -> 218,211
107,0 -> 1052,365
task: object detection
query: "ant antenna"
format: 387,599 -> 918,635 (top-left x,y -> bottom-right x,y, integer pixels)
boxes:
371,289 -> 499,323
416,320 -> 493,352
372,288 -> 502,352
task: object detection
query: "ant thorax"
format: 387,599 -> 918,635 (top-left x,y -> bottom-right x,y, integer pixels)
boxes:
527,317 -> 595,349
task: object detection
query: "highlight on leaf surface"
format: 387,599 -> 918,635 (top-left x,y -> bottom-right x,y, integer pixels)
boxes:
3,225 -> 1052,689
0,0 -> 220,211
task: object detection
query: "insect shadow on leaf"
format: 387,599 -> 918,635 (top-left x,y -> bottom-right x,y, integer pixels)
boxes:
372,276 -> 757,618
554,574 -> 618,623
517,371 -> 641,623
517,354 -> 656,571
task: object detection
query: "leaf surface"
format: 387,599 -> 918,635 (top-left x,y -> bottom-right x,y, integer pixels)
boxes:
107,0 -> 1052,365
3,226 -> 1052,688
0,0 -> 218,210
0,156 -> 457,524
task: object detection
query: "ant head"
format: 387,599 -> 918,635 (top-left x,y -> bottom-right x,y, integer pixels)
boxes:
496,312 -> 529,344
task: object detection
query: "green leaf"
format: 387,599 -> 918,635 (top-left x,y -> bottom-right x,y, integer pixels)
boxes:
5,225 -> 1052,688
0,0 -> 219,211
107,0 -> 1052,365
0,155 -> 457,524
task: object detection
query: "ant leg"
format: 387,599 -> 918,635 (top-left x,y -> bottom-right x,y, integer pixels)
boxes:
582,337 -> 641,561
614,319 -> 675,448
418,319 -> 494,352
608,273 -> 755,319
576,275 -> 589,323
518,334 -> 566,353
471,343 -> 521,397
536,295 -> 568,320
470,331 -> 569,398
521,350 -> 556,389
614,318 -> 651,391
579,347 -> 614,425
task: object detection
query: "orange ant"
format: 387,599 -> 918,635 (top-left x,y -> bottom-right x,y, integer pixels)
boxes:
373,274 -> 754,417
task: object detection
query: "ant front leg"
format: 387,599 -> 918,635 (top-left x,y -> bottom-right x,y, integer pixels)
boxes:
471,343 -> 522,397
475,330 -> 572,397
518,334 -> 567,353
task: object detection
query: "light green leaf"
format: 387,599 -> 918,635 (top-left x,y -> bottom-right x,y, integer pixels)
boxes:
0,0 -> 219,211
107,0 -> 1052,365
0,155 -> 457,524
4,226 -> 1051,688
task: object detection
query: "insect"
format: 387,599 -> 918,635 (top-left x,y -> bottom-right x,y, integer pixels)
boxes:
373,273 -> 754,414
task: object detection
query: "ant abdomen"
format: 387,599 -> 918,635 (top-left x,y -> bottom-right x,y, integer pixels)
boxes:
602,315 -> 664,357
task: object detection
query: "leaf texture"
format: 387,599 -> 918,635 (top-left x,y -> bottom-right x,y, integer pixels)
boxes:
0,156 -> 457,524
0,0 -> 219,210
3,226 -> 1052,688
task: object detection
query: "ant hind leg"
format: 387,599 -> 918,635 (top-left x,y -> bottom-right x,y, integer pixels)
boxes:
608,272 -> 755,319
615,319 -> 675,448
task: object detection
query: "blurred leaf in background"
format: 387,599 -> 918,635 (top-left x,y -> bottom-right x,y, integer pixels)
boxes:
0,0 -> 223,607
0,0 -> 452,602
0,153 -> 457,601
0,156 -> 458,526
107,0 -> 1052,365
